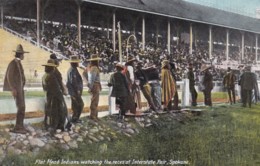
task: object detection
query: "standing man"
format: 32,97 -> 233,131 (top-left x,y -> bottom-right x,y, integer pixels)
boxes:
135,61 -> 157,112
223,67 -> 236,105
42,59 -> 68,133
3,44 -> 29,134
161,60 -> 176,111
239,66 -> 256,108
108,63 -> 130,121
169,62 -> 180,110
144,62 -> 163,112
87,54 -> 102,121
125,56 -> 141,113
201,65 -> 213,107
50,53 -> 68,95
66,56 -> 84,123
187,63 -> 198,106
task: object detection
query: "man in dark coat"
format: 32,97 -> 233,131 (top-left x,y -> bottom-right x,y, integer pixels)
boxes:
50,53 -> 68,95
201,65 -> 213,107
108,63 -> 130,121
239,66 -> 256,108
169,62 -> 180,110
223,67 -> 236,104
42,59 -> 68,133
187,63 -> 198,106
3,44 -> 29,134
144,62 -> 162,112
66,56 -> 84,123
135,61 -> 156,112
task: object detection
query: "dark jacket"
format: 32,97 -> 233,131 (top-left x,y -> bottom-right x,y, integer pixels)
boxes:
187,69 -> 196,87
203,70 -> 213,90
109,71 -> 129,97
66,66 -> 83,97
135,68 -> 148,87
223,71 -> 236,88
3,59 -> 25,92
145,67 -> 160,81
239,71 -> 256,90
42,70 -> 67,130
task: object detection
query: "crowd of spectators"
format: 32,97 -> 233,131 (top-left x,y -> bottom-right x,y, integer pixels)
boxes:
4,18 -> 258,82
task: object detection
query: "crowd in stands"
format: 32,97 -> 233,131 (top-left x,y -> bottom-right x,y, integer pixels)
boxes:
4,18 -> 259,82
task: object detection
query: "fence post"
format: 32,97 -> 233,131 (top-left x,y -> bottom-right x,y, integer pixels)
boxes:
182,79 -> 190,107
108,87 -> 117,115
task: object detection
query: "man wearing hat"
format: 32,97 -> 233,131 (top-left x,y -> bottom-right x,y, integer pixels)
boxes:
201,65 -> 213,107
50,53 -> 68,95
108,63 -> 130,121
66,56 -> 84,123
124,55 -> 140,114
239,66 -> 256,108
223,67 -> 236,105
3,44 -> 29,134
187,63 -> 198,106
161,60 -> 176,111
169,62 -> 180,110
135,61 -> 157,112
42,59 -> 69,133
144,62 -> 162,112
86,54 -> 102,121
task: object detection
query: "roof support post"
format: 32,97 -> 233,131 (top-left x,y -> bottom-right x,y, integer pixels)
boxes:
142,15 -> 145,51
107,20 -> 110,39
189,23 -> 193,55
256,34 -> 258,62
167,20 -> 171,54
37,0 -> 41,47
156,23 -> 159,45
209,26 -> 213,59
77,4 -> 82,46
226,29 -> 229,61
1,5 -> 3,28
112,11 -> 116,52
241,32 -> 245,60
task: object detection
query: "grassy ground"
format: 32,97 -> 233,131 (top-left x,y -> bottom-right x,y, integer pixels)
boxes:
2,103 -> 260,166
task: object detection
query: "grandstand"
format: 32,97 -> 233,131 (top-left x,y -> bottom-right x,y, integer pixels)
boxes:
1,0 -> 260,82
0,28 -> 70,85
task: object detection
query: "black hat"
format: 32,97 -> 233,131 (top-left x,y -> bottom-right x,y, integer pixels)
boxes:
50,53 -> 57,59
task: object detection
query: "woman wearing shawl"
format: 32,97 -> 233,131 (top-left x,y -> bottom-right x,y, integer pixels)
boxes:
161,60 -> 176,111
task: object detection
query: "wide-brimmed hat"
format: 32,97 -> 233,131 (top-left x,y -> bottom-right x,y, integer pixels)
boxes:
136,61 -> 143,67
245,65 -> 251,71
42,59 -> 57,67
200,64 -> 211,72
161,60 -> 170,69
126,56 -> 136,64
13,44 -> 29,54
67,55 -> 81,63
115,63 -> 124,69
143,62 -> 155,70
86,54 -> 102,61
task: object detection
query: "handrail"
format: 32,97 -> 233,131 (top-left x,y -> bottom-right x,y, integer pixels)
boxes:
1,26 -> 68,60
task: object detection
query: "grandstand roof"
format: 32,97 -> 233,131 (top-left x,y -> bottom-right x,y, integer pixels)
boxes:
83,0 -> 260,34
